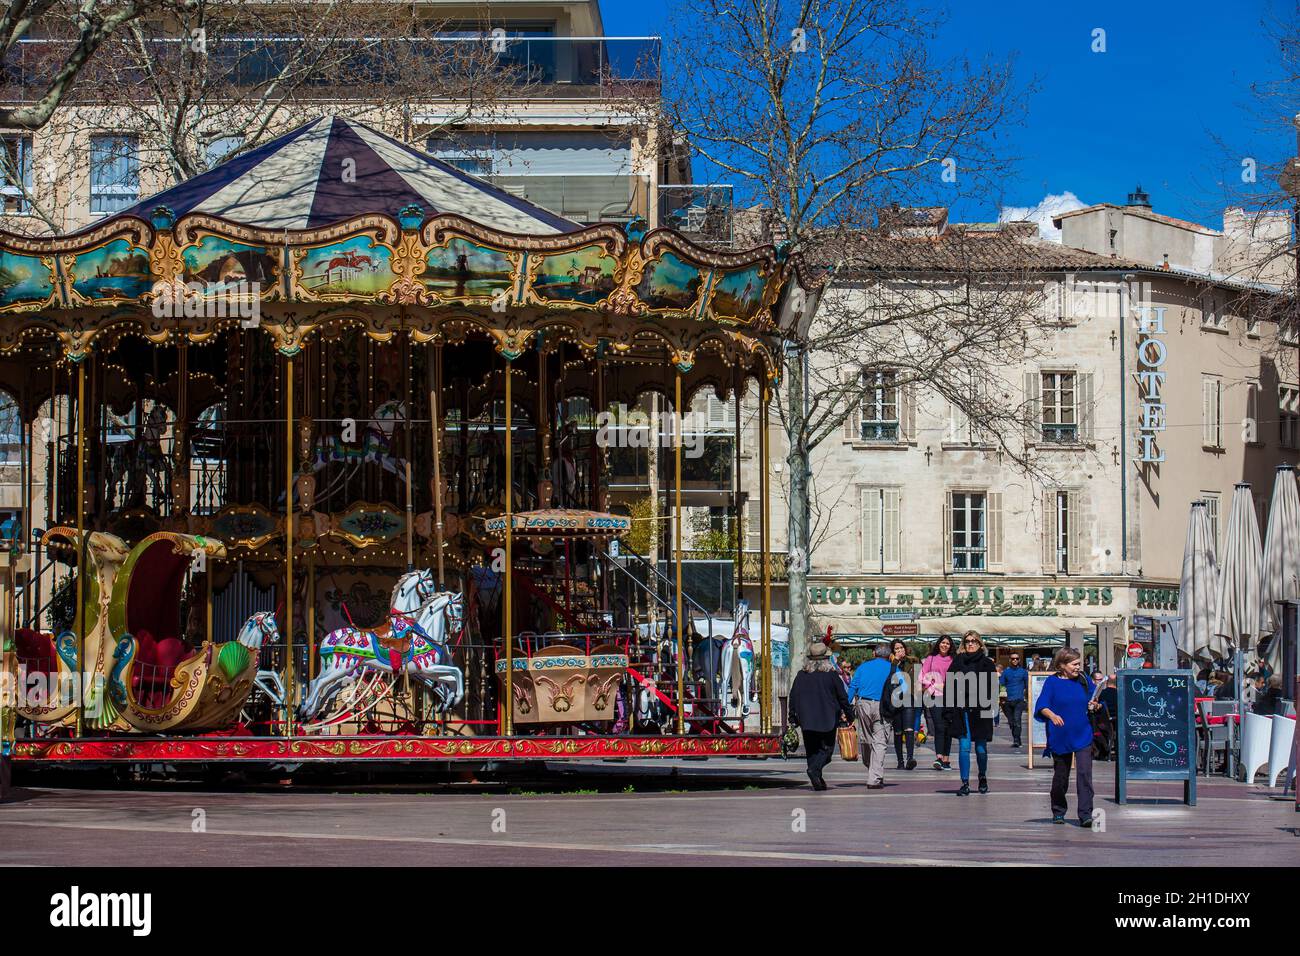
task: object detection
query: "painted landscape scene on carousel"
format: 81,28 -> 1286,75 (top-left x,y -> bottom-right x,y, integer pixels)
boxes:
423,237 -> 515,300
532,244 -> 618,304
298,236 -> 395,297
635,251 -> 706,312
0,251 -> 54,307
710,265 -> 766,324
70,239 -> 153,302
181,235 -> 278,294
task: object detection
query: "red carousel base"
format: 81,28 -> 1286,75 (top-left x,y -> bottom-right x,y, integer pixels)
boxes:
9,733 -> 780,764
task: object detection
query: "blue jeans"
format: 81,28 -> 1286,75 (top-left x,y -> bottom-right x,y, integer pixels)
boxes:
958,713 -> 988,782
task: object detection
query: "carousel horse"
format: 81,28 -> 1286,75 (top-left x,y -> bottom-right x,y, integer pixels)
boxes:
300,569 -> 465,720
718,600 -> 756,718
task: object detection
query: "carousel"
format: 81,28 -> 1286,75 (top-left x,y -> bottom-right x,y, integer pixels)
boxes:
0,116 -> 814,768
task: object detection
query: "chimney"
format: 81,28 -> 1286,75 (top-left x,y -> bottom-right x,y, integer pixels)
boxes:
1127,185 -> 1152,209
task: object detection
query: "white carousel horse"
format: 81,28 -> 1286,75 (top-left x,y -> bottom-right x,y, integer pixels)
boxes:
718,600 -> 756,719
300,569 -> 464,720
231,611 -> 287,705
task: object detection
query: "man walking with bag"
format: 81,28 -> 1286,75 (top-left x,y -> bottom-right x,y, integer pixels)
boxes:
1000,653 -> 1029,748
788,641 -> 856,791
847,644 -> 898,789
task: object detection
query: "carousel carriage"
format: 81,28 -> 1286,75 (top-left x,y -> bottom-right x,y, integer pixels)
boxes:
1,115 -> 811,766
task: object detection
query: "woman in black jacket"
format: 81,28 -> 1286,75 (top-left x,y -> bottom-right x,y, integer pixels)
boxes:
788,641 -> 855,791
944,631 -> 998,796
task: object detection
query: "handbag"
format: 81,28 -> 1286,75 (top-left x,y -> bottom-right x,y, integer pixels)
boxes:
837,726 -> 859,761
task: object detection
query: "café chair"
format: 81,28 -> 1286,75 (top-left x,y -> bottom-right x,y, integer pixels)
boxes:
1196,699 -> 1234,776
1240,711 -> 1272,784
1267,714 -> 1296,788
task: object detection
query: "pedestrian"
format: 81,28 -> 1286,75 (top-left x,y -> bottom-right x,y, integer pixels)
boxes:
921,635 -> 956,770
945,630 -> 997,796
1034,647 -> 1101,826
994,664 -> 1004,727
787,641 -> 855,791
889,638 -> 917,771
999,651 -> 1029,748
847,643 -> 895,789
838,657 -> 853,689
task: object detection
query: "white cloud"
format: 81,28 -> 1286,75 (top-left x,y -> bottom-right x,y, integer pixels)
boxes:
999,191 -> 1088,242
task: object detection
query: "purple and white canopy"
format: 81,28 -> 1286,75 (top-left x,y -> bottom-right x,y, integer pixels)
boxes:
117,116 -> 576,235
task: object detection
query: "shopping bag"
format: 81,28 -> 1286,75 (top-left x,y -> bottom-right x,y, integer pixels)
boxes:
837,726 -> 859,761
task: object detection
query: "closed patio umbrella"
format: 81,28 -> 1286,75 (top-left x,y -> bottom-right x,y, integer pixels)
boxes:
1213,482 -> 1264,749
1178,500 -> 1219,662
1258,464 -> 1300,674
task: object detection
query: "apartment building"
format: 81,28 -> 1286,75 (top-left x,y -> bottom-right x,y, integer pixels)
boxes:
795,192 -> 1297,660
0,0 -> 685,235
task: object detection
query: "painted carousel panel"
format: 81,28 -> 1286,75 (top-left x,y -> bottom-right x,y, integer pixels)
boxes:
180,235 -> 279,296
708,263 -> 767,325
67,238 -> 154,304
634,251 -> 707,314
530,244 -> 618,306
423,237 -> 516,302
0,250 -> 56,310
295,235 -> 396,299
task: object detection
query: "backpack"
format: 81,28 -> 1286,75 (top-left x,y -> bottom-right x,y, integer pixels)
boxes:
879,662 -> 900,720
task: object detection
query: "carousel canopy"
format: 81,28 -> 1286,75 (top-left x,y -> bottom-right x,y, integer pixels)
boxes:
115,116 -> 577,235
484,510 -> 631,537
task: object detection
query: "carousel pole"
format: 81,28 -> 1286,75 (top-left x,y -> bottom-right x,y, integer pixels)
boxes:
431,342 -> 445,588
760,384 -> 772,735
503,354 -> 514,736
283,353 -> 295,738
403,322 -> 414,571
74,360 -> 85,738
674,368 -> 685,736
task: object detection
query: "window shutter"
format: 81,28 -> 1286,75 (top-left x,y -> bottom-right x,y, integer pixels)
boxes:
1023,371 -> 1040,443
1062,274 -> 1075,322
843,399 -> 858,440
1067,490 -> 1083,573
942,492 -> 952,574
1043,280 -> 1060,322
861,487 -> 882,570
987,492 -> 1003,570
899,382 -> 915,443
1042,489 -> 1058,572
948,401 -> 962,443
1202,377 -> 1217,447
1078,372 -> 1094,442
883,487 -> 901,570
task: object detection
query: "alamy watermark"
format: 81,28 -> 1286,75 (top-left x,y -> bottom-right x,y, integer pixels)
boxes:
594,403 -> 707,458
150,280 -> 262,327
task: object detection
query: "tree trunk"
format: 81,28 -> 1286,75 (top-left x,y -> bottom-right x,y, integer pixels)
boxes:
784,346 -> 811,694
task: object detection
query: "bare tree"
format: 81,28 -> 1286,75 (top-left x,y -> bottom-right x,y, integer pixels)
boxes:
654,0 -> 1042,681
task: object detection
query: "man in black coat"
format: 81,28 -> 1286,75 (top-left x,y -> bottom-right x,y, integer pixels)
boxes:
788,641 -> 855,790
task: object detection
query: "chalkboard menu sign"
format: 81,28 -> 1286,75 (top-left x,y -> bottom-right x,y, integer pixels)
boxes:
1115,668 -> 1196,806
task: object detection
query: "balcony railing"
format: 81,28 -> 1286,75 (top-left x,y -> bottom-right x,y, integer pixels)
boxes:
679,548 -> 790,583
1,35 -> 660,101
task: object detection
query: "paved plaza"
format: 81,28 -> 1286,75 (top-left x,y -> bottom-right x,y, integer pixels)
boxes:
2,731 -> 1295,866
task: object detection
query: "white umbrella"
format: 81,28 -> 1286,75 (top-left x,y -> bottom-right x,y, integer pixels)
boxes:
1258,464 -> 1300,673
1214,482 -> 1264,729
1178,500 -> 1219,661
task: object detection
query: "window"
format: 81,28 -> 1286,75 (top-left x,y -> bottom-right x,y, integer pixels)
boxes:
1245,379 -> 1261,446
860,487 -> 901,571
1200,292 -> 1223,329
950,492 -> 987,572
1042,489 -> 1082,574
1041,371 -> 1077,443
205,135 -> 242,168
427,135 -> 494,175
1201,493 -> 1220,551
705,393 -> 735,430
0,392 -> 21,463
860,370 -> 898,441
1202,376 -> 1223,449
1281,385 -> 1299,450
90,134 -> 139,215
0,134 -> 32,215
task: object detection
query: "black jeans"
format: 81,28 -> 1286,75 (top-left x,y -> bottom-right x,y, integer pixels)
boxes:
1002,698 -> 1027,744
925,706 -> 951,757
802,728 -> 837,783
1050,747 -> 1095,822
893,707 -> 916,763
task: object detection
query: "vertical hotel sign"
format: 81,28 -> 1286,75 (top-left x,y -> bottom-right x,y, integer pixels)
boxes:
1135,306 -> 1167,463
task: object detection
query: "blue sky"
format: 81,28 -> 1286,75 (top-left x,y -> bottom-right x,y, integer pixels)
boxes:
602,0 -> 1294,233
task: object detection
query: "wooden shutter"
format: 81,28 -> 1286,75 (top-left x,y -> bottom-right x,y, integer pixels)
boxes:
1078,372 -> 1094,442
861,486 -> 882,570
1067,490 -> 1083,573
948,401 -> 963,443
1062,274 -> 1075,322
1043,280 -> 1060,322
1202,377 -> 1220,447
987,492 -> 1003,570
843,399 -> 860,440
899,382 -> 915,443
1023,371 -> 1040,444
942,492 -> 952,573
1042,489 -> 1058,572
883,487 -> 901,570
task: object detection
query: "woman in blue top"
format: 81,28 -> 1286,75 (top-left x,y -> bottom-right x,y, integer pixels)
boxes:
1034,647 -> 1100,826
